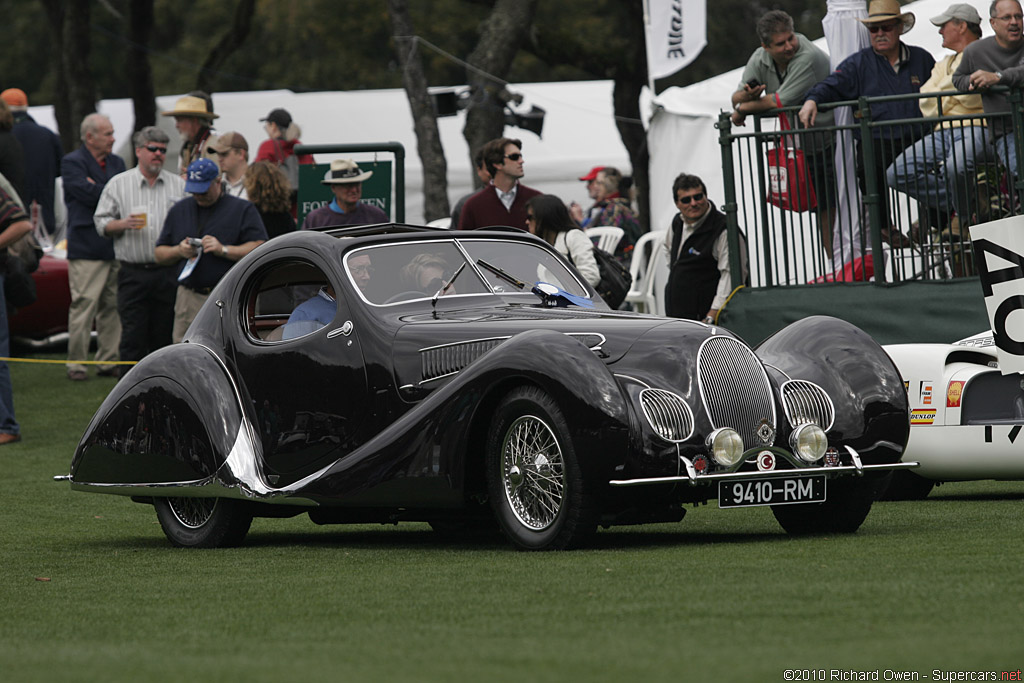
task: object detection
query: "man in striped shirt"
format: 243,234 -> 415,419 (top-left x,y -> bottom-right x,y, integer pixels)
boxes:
94,126 -> 185,364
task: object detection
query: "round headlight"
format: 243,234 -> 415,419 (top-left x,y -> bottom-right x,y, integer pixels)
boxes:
789,423 -> 828,463
706,428 -> 744,467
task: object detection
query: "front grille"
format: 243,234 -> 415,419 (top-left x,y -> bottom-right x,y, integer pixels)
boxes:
639,389 -> 694,442
781,380 -> 835,431
421,338 -> 507,381
697,336 -> 776,448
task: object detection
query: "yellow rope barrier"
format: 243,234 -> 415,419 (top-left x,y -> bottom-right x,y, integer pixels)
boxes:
0,357 -> 138,365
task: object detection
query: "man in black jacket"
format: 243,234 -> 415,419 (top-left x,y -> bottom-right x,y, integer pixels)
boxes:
663,174 -> 746,323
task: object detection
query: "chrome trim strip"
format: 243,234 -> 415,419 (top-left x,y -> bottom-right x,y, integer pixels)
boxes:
613,373 -> 651,388
609,461 -> 919,488
419,336 -> 511,353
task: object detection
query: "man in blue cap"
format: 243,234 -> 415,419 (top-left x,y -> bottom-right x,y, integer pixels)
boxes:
154,158 -> 267,341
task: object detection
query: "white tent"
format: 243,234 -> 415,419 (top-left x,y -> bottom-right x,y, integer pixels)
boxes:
646,0 -> 984,234
28,81 -> 634,226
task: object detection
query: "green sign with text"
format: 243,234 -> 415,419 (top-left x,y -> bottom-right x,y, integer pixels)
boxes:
297,160 -> 392,226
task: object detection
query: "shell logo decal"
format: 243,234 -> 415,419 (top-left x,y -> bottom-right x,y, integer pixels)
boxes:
947,381 -> 964,408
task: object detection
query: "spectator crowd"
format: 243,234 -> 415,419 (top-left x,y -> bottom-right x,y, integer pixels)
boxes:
2,0 -> 1023,447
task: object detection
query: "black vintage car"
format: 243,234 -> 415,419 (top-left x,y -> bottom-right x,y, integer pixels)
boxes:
66,225 -> 913,550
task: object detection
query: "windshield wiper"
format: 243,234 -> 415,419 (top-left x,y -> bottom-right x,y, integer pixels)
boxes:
476,259 -> 526,291
431,262 -> 467,315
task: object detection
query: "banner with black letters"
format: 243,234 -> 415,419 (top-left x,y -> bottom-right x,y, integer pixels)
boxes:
643,0 -> 706,82
971,216 -> 1024,374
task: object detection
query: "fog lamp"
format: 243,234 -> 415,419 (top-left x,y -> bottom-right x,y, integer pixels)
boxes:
789,423 -> 828,463
706,428 -> 744,467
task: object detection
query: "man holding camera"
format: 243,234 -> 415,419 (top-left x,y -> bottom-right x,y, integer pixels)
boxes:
732,10 -> 836,251
155,158 -> 266,342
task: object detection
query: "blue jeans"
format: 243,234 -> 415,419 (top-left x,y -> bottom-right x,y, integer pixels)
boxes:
994,132 -> 1020,180
886,125 -> 991,218
0,273 -> 20,436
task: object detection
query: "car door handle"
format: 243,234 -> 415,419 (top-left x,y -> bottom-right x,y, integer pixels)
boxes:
327,321 -> 354,338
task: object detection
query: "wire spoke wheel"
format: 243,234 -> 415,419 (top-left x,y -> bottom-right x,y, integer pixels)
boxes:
154,496 -> 253,548
502,415 -> 566,531
167,497 -> 217,528
486,386 -> 595,550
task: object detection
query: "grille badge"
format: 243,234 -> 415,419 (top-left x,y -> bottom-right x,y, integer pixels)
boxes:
756,420 -> 775,445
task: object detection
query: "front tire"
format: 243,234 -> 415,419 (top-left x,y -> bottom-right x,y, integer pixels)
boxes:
486,386 -> 596,550
154,497 -> 253,548
771,476 -> 876,535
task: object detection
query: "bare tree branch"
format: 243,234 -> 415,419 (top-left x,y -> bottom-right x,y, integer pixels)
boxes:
196,0 -> 257,94
388,1 -> 451,221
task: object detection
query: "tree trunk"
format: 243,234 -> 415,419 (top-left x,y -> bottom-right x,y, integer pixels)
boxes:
196,0 -> 256,94
612,0 -> 651,233
387,0 -> 449,222
462,0 -> 539,181
39,0 -> 72,151
63,0 -> 96,143
128,0 -> 157,145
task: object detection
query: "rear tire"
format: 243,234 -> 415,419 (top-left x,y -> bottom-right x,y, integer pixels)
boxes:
771,476 -> 876,535
154,497 -> 253,548
486,386 -> 596,550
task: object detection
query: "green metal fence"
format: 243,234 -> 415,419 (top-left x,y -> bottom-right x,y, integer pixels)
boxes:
717,88 -> 1024,289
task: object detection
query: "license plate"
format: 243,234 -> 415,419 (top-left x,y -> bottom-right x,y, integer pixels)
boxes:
718,475 -> 826,508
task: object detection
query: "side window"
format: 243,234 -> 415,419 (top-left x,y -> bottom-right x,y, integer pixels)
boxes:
244,260 -> 335,342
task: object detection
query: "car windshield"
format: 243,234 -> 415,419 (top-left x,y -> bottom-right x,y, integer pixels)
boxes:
457,239 -> 588,297
346,238 -> 589,305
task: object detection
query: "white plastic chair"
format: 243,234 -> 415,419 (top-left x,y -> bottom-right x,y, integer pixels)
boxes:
585,226 -> 624,254
625,230 -> 666,314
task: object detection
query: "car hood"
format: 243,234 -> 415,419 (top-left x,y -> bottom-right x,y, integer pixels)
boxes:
390,305 -> 691,392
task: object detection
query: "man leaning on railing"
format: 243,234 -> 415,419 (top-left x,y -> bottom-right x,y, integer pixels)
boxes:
799,0 -> 935,248
953,0 -> 1024,189
885,3 -> 989,238
731,9 -> 837,255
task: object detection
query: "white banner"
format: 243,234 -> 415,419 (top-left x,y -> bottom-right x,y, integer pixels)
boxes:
644,0 -> 707,82
971,216 -> 1024,374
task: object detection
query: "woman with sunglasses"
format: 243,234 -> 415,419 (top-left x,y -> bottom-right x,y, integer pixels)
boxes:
525,194 -> 600,287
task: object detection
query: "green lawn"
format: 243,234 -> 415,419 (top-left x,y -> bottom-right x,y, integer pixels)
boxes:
2,357 -> 1022,682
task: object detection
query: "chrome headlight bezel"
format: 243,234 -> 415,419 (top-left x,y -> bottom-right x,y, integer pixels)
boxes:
705,427 -> 745,467
789,423 -> 828,463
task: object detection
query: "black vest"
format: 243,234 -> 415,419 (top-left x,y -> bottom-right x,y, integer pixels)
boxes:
665,206 -> 728,320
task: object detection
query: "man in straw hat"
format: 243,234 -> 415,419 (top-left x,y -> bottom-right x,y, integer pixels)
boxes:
954,0 -> 1024,182
161,92 -> 218,175
300,159 -> 389,229
799,0 -> 934,247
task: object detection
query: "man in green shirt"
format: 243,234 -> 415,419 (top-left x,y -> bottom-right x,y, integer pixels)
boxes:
731,10 -> 836,252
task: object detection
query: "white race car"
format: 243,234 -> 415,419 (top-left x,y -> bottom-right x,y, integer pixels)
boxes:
883,331 -> 1024,499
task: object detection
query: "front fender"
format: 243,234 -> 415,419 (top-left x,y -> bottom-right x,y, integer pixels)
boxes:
303,329 -> 631,503
70,343 -> 247,489
756,316 -> 910,464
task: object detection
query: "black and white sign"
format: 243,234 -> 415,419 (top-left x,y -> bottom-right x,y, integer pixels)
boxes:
971,216 -> 1024,374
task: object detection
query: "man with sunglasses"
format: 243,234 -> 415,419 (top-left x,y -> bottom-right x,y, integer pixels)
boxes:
663,174 -> 747,323
457,137 -> 541,231
799,0 -> 934,246
94,126 -> 186,364
953,0 -> 1024,182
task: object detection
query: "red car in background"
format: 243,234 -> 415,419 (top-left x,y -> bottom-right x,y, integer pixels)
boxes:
9,253 -> 71,348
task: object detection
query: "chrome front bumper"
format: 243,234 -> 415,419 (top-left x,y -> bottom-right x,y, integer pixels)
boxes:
610,445 -> 918,488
